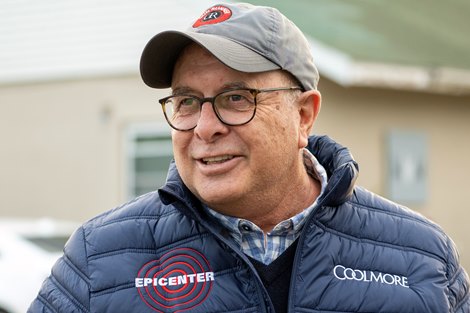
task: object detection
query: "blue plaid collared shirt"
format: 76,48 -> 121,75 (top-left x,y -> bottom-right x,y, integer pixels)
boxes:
205,149 -> 327,265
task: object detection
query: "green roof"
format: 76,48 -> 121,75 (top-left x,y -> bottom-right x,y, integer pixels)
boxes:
243,0 -> 470,93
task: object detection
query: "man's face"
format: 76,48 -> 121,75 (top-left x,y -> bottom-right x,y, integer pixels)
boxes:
170,44 -> 313,217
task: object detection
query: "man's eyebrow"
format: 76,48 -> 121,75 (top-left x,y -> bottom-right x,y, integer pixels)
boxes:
171,86 -> 195,95
171,82 -> 251,96
221,81 -> 250,90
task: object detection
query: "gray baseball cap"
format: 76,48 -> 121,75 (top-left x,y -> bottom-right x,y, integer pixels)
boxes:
140,2 -> 319,90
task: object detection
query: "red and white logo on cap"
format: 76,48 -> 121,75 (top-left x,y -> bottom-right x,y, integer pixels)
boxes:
193,5 -> 232,28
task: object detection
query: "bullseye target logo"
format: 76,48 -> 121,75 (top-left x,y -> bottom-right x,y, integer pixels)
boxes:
192,5 -> 232,28
135,248 -> 214,312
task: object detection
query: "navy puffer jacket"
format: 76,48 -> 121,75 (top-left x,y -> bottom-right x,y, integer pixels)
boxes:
28,135 -> 470,312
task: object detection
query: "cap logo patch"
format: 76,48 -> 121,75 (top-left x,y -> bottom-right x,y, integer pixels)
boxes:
193,5 -> 232,28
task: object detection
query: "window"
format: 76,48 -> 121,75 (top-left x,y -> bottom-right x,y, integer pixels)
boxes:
127,124 -> 173,198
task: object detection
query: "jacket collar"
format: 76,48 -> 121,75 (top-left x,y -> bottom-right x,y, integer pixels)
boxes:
307,135 -> 358,206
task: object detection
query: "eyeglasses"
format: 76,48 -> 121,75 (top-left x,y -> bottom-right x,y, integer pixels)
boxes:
159,87 -> 302,131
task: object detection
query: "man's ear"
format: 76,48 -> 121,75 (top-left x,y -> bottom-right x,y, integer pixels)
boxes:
297,90 -> 321,148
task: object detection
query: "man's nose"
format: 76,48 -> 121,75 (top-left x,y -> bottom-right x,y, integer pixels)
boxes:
193,101 -> 229,141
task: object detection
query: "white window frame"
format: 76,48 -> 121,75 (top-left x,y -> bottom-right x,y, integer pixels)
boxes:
125,122 -> 173,199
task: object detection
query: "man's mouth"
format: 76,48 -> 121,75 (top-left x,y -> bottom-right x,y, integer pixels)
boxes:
201,155 -> 234,165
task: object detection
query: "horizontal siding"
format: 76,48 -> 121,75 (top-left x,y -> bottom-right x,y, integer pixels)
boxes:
0,0 -> 227,84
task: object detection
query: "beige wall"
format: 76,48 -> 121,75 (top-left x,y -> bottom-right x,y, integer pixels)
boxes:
0,76 -> 169,220
1,75 -> 469,271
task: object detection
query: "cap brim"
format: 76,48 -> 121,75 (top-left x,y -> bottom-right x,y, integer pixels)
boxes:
140,30 -> 280,89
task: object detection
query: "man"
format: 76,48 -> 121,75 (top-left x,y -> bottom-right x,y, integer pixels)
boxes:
29,2 -> 469,312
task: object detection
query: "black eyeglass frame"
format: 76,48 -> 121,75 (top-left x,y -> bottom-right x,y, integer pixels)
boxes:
158,86 -> 303,131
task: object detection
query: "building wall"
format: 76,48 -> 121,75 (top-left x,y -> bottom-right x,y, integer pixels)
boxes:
1,75 -> 469,271
0,75 -> 168,220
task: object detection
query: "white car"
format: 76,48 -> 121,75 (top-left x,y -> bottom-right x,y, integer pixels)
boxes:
0,218 -> 79,313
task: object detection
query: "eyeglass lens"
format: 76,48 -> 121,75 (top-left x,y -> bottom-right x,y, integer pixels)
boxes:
163,89 -> 256,130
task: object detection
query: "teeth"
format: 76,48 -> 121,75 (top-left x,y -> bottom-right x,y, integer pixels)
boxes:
202,155 -> 234,164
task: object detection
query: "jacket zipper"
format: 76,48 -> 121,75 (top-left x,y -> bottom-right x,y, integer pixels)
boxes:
163,188 -> 275,312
